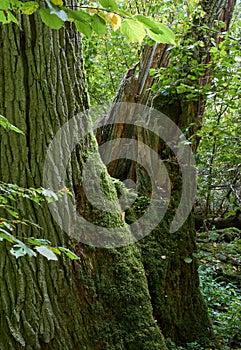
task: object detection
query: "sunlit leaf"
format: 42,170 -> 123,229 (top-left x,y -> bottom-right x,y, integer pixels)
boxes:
6,207 -> 19,218
134,15 -> 161,34
0,0 -> 10,10
10,242 -> 36,258
59,247 -> 80,260
51,0 -> 63,6
21,1 -> 39,15
0,115 -> 24,134
46,0 -> 67,21
91,14 -> 106,36
27,237 -> 51,246
10,246 -> 27,258
98,0 -> 118,11
120,19 -> 146,43
107,12 -> 121,31
147,27 -> 175,45
39,8 -> 63,29
35,246 -> 58,260
75,20 -> 92,38
43,189 -> 59,202
49,247 -> 61,254
65,8 -> 91,22
0,230 -> 17,243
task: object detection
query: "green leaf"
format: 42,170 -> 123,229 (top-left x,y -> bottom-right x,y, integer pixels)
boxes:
16,239 -> 37,256
91,14 -> 106,36
1,221 -> 13,231
98,0 -> 118,11
49,247 -> 61,255
39,8 -> 63,29
149,68 -> 156,76
0,9 -> 18,24
43,188 -> 58,202
120,19 -> 146,43
75,20 -> 92,38
0,0 -> 10,10
27,237 -> 51,246
147,28 -> 175,45
21,1 -> 39,15
35,246 -> 58,260
184,257 -> 193,264
7,124 -> 24,134
176,84 -> 189,94
134,15 -> 161,34
5,10 -> 18,23
0,230 -> 17,243
10,246 -> 27,258
45,0 -> 68,21
117,10 -> 132,18
134,15 -> 175,44
59,247 -> 80,260
10,241 -> 36,258
65,8 -> 91,22
0,10 -> 8,24
6,207 -> 19,218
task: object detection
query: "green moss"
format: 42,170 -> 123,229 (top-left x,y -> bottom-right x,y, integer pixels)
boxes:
89,247 -> 167,349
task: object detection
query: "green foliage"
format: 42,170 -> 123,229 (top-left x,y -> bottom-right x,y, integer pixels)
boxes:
166,227 -> 241,349
83,0 -> 181,106
0,0 -> 176,45
0,114 -> 24,134
199,264 -> 241,348
83,29 -> 139,105
0,118 -> 79,262
98,0 -> 118,11
196,228 -> 241,349
195,7 -> 241,216
39,7 -> 64,29
120,18 -> 146,42
0,181 -> 79,261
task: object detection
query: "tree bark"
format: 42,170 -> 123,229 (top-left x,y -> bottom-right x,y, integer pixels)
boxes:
96,0 -> 236,345
0,6 -> 167,350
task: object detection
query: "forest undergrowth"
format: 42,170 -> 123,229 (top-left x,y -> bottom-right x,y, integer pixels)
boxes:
167,227 -> 241,350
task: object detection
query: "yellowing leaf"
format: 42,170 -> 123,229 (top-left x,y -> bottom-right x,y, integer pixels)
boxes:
51,0 -> 63,6
108,12 -> 121,31
49,247 -> 61,255
88,8 -> 98,14
21,1 -> 39,15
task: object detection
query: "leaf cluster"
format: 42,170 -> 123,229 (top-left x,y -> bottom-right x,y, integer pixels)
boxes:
0,117 -> 79,262
0,0 -> 175,45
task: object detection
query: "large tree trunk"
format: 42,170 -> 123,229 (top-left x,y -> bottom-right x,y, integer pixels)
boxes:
96,0 -> 236,345
0,6 -> 167,350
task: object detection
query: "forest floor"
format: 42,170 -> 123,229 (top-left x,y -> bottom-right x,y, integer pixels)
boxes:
168,227 -> 241,350
198,227 -> 241,350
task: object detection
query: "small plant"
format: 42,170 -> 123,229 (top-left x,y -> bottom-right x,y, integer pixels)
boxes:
199,264 -> 241,348
0,116 -> 79,261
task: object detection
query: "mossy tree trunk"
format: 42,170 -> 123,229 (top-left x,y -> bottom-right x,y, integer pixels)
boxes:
96,0 -> 236,345
0,4 -> 167,350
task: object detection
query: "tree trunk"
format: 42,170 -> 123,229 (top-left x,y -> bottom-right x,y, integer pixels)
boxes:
0,6 -> 167,350
96,0 -> 236,345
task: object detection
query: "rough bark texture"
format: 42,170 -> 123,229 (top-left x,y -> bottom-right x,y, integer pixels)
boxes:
0,0 -> 237,349
0,5 -> 167,350
96,0 -> 236,345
